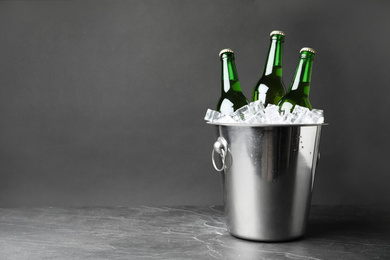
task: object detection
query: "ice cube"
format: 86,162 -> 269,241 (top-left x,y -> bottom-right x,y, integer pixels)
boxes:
290,105 -> 310,124
313,109 -> 325,123
282,112 -> 295,124
230,104 -> 255,122
247,112 -> 267,124
264,104 -> 279,113
249,100 -> 265,114
204,109 -> 224,122
204,109 -> 237,123
264,104 -> 283,124
302,109 -> 324,124
292,105 -> 310,115
214,114 -> 236,124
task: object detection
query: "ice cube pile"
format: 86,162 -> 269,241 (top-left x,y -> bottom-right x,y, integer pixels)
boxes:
205,101 -> 324,125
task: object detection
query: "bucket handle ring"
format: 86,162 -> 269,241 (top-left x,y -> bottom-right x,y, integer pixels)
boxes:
212,137 -> 232,172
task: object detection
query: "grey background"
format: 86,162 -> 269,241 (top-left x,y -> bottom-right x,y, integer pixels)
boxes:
0,0 -> 389,206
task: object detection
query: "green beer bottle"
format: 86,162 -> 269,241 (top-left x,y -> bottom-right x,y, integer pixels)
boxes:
216,49 -> 249,115
278,47 -> 316,114
252,30 -> 286,105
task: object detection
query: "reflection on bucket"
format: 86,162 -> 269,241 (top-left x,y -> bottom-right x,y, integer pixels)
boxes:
211,123 -> 324,241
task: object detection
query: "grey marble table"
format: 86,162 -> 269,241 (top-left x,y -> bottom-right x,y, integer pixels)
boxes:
0,205 -> 389,260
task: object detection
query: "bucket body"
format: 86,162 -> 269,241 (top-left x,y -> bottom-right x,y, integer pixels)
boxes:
211,124 -> 323,241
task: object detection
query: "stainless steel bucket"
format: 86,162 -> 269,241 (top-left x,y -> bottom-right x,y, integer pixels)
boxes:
210,123 -> 324,241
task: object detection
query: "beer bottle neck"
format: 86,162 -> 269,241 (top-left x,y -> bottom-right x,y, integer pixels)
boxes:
289,52 -> 314,93
263,35 -> 284,77
221,54 -> 242,93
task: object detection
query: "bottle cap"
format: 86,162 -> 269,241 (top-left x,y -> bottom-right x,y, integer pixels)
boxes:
219,48 -> 234,57
270,30 -> 285,36
300,47 -> 316,54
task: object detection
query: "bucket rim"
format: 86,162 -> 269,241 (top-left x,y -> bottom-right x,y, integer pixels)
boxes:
207,122 -> 329,127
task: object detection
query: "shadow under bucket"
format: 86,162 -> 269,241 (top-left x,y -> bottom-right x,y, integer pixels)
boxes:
210,123 -> 325,241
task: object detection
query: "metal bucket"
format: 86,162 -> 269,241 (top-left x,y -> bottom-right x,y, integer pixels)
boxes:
210,123 -> 325,241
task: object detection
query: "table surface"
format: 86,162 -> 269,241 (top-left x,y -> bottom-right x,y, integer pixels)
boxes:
0,205 -> 389,260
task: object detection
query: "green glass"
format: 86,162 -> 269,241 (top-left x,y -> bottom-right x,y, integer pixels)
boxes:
216,49 -> 249,115
278,48 -> 316,114
252,31 -> 286,105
